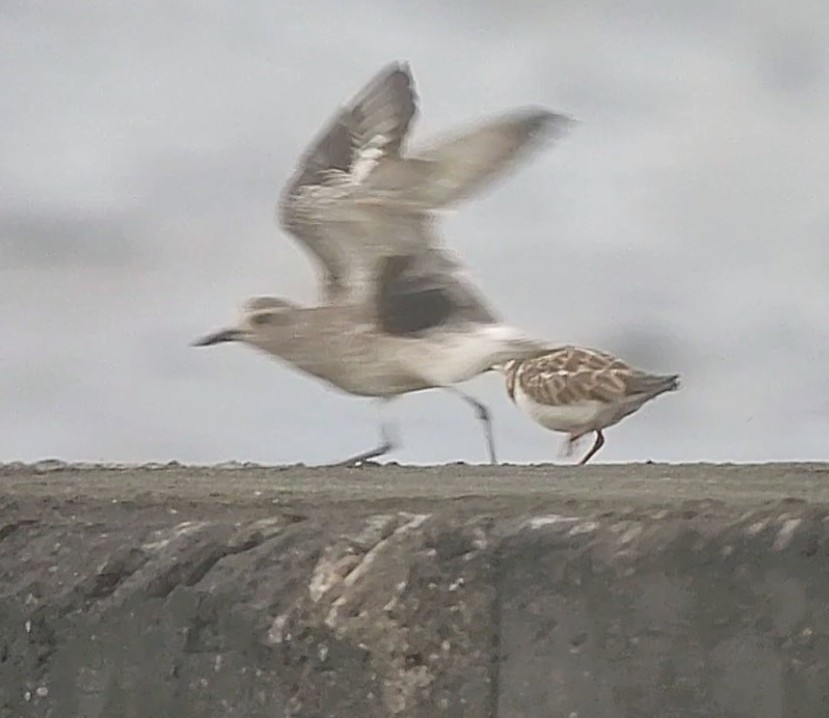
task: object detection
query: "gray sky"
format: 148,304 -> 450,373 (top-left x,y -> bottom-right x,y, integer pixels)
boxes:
2,0 -> 828,465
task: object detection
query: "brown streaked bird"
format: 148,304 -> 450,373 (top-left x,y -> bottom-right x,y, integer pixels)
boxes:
194,61 -> 571,465
496,346 -> 680,464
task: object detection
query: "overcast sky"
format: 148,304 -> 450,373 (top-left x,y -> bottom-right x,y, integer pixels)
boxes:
2,0 -> 827,465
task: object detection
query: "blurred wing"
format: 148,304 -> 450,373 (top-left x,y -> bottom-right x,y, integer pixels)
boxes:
362,108 -> 575,209
278,62 -> 418,298
280,62 -> 416,199
277,65 -> 573,305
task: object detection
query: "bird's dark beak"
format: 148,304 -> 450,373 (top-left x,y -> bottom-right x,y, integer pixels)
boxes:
191,328 -> 243,347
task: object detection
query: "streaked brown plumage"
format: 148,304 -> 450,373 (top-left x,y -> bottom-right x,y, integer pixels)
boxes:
499,346 -> 680,464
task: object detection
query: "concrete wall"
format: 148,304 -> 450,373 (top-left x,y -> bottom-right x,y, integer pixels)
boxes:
1,463 -> 828,717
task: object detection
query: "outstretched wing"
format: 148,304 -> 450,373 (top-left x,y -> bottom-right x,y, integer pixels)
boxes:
361,107 -> 574,209
278,62 -> 419,300
280,62 -> 416,202
277,63 -> 574,306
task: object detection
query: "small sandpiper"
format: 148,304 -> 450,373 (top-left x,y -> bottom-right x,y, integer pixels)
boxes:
497,346 -> 680,464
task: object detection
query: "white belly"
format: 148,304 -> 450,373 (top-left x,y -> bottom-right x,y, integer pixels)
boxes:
332,363 -> 429,397
301,351 -> 430,397
514,384 -> 606,434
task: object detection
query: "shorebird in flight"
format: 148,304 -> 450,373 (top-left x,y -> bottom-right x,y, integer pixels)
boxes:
496,346 -> 680,464
195,62 -> 572,465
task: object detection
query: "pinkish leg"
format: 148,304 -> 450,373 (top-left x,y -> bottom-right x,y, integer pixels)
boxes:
578,430 -> 605,465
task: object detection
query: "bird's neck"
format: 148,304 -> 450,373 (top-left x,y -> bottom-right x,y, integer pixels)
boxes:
252,312 -> 352,385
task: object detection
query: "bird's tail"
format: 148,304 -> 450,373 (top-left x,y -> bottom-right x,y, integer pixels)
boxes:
627,373 -> 681,398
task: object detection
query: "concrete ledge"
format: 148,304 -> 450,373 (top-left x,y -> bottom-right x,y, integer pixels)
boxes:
1,463 -> 828,717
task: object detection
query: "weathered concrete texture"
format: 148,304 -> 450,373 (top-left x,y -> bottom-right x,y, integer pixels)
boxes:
2,462 -> 829,717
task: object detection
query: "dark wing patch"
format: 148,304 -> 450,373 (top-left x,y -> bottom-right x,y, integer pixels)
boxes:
375,255 -> 455,335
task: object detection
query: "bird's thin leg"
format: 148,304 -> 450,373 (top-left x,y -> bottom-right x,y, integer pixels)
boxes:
561,432 -> 584,460
338,400 -> 398,467
445,388 -> 497,464
578,430 -> 605,465
339,428 -> 395,466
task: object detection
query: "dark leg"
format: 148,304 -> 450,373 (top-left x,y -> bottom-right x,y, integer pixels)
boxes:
337,400 -> 398,467
577,430 -> 605,465
445,388 -> 497,464
338,426 -> 396,466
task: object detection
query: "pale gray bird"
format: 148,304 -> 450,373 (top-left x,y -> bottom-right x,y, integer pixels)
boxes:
194,254 -> 553,464
496,346 -> 680,464
195,61 -> 572,464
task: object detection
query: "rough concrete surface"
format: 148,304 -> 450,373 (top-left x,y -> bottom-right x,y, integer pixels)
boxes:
2,461 -> 829,717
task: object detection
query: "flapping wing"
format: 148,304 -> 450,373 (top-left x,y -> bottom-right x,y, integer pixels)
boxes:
278,62 -> 418,298
360,108 -> 575,210
277,64 -> 573,305
280,62 -> 416,200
